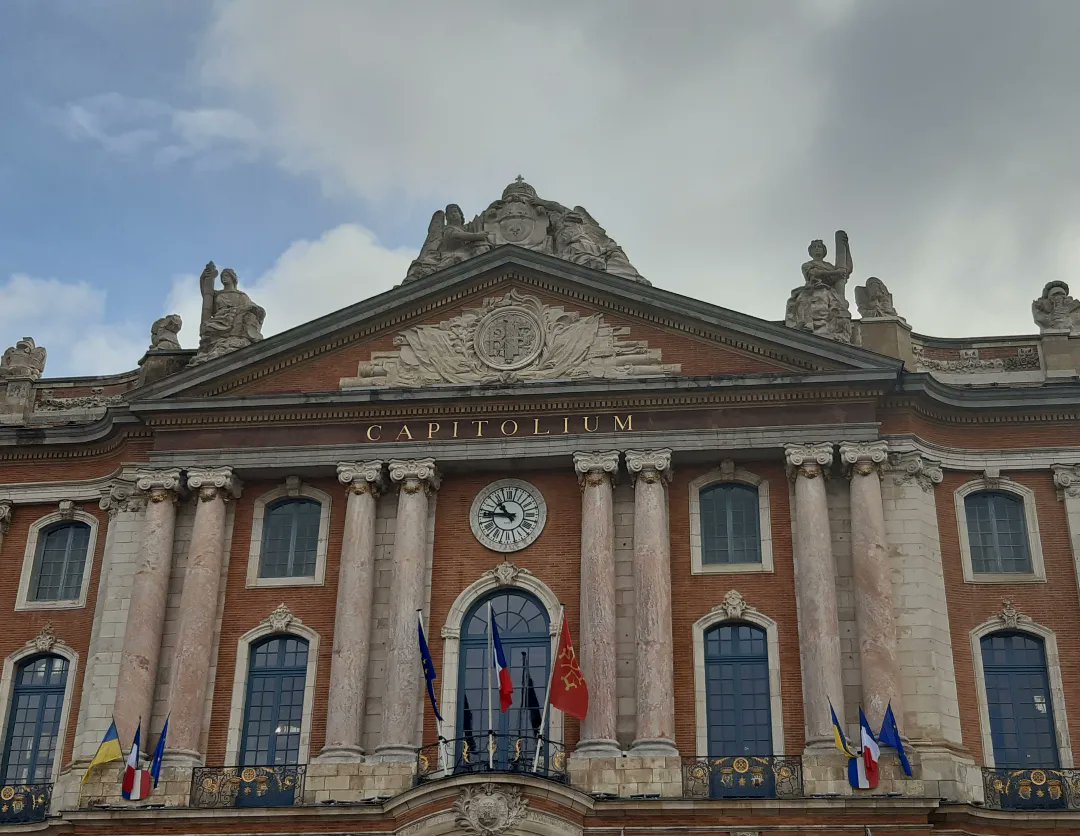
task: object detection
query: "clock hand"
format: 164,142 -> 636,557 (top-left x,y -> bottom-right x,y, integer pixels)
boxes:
481,510 -> 515,519
495,502 -> 518,522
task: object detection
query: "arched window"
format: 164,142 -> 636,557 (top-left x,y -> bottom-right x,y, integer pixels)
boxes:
1,655 -> 69,784
704,623 -> 772,757
239,636 -> 309,765
981,632 -> 1059,767
457,591 -> 550,768
259,499 -> 321,579
29,522 -> 91,602
700,484 -> 761,565
965,491 -> 1031,574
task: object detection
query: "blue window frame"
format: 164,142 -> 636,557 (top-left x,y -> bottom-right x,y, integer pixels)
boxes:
239,636 -> 308,766
457,591 -> 550,768
965,491 -> 1032,574
259,499 -> 320,579
700,484 -> 761,565
981,632 -> 1059,768
30,522 -> 91,602
1,655 -> 69,784
704,623 -> 772,756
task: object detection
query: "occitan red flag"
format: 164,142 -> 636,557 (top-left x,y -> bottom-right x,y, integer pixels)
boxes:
549,617 -> 589,721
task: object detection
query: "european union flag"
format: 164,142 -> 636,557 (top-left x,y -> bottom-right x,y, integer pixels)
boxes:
877,703 -> 912,776
418,614 -> 444,723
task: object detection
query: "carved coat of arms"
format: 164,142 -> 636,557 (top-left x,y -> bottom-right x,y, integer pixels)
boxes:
454,783 -> 527,836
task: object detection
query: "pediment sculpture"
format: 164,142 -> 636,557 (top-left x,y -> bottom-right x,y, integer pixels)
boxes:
404,177 -> 648,284
785,231 -> 854,343
855,276 -> 905,323
1032,280 -> 1080,333
341,290 -> 680,389
0,337 -> 46,380
191,261 -> 266,365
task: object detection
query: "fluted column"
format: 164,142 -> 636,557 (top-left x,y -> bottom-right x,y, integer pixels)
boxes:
625,449 -> 677,755
573,450 -> 621,756
785,443 -> 844,746
841,441 -> 902,730
319,461 -> 385,761
166,466 -> 239,765
375,458 -> 439,762
114,468 -> 183,747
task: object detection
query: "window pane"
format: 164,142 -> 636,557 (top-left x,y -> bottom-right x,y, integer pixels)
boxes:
240,637 -> 309,766
259,499 -> 320,579
704,624 -> 772,756
2,655 -> 68,783
965,492 -> 1031,574
700,484 -> 761,565
31,523 -> 91,602
981,632 -> 1058,767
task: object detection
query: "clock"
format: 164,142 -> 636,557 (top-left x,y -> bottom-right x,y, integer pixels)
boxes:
469,479 -> 547,553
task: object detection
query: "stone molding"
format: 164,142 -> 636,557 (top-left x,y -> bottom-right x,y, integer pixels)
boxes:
98,479 -> 146,516
453,782 -> 527,836
624,448 -> 673,485
30,622 -> 58,652
573,450 -> 620,487
487,561 -> 528,587
784,442 -> 834,480
953,477 -> 1046,584
839,440 -> 889,478
337,460 -> 386,495
387,458 -> 440,493
186,466 -> 241,501
888,452 -> 943,492
1052,464 -> 1080,498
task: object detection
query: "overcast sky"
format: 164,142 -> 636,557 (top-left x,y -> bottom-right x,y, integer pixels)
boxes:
3,0 -> 1079,376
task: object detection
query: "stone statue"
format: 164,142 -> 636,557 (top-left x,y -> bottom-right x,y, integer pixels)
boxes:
855,276 -> 902,320
0,337 -> 47,380
149,314 -> 183,350
785,231 -> 854,343
403,177 -> 648,284
191,262 -> 266,365
1032,280 -> 1080,332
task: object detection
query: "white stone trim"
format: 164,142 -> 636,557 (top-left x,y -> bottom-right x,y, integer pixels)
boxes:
692,600 -> 784,757
439,566 -> 563,747
15,509 -> 99,611
245,482 -> 331,588
223,615 -> 321,765
688,465 -> 773,574
0,634 -> 79,785
969,616 -> 1072,768
954,479 -> 1045,583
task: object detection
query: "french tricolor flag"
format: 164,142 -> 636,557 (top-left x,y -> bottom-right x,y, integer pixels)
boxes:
121,723 -> 152,801
848,708 -> 881,789
490,607 -> 513,712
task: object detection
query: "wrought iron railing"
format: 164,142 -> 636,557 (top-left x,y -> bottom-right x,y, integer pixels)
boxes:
0,783 -> 51,823
190,765 -> 305,808
416,734 -> 567,784
682,756 -> 802,799
982,767 -> 1080,810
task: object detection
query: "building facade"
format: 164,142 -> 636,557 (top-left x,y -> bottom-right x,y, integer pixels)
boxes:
1,180 -> 1080,835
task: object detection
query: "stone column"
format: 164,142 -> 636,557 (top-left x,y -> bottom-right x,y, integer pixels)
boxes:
375,458 -> 439,762
1053,465 -> 1080,608
785,443 -> 845,746
114,468 -> 183,747
0,501 -> 12,550
166,466 -> 239,765
573,451 -> 621,756
319,461 -> 385,761
840,441 -> 902,730
625,449 -> 677,756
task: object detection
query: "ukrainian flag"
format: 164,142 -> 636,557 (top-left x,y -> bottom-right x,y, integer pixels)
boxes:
830,701 -> 856,757
83,720 -> 123,783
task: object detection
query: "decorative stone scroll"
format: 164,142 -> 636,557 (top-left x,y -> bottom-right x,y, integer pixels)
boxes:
341,289 -> 679,389
997,599 -> 1030,630
388,458 -> 440,494
57,500 -> 76,520
186,466 -> 241,501
839,440 -> 889,477
337,460 -> 385,495
889,452 -> 943,493
99,479 -> 146,516
1052,464 -> 1080,498
36,388 -> 124,412
453,783 -> 528,836
405,176 -> 647,284
265,603 -> 296,634
487,561 -> 528,587
1032,281 -> 1080,333
30,623 -> 57,652
573,450 -> 620,487
625,448 -> 673,485
713,589 -> 754,620
912,345 -> 1040,373
784,442 -> 834,480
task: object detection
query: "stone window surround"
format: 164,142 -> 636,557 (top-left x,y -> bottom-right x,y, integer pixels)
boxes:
245,482 -> 332,589
15,509 -> 99,611
223,619 -> 321,766
0,637 -> 79,785
954,479 -> 1045,584
692,604 -> 785,758
688,466 -> 774,575
969,617 -> 1073,769
438,568 -> 563,748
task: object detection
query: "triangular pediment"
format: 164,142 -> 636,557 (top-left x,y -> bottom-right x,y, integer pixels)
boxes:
132,247 -> 901,403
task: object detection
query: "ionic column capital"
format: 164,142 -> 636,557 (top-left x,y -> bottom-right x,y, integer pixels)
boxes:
573,450 -> 620,487
784,442 -> 834,481
625,449 -> 673,486
99,479 -> 146,516
134,467 -> 184,504
338,460 -> 386,496
1052,464 -> 1080,498
839,440 -> 889,479
387,458 -> 439,494
186,466 -> 242,502
0,500 -> 12,535
888,452 -> 943,492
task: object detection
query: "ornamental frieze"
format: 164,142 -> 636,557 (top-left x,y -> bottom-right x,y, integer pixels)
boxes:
340,289 -> 679,389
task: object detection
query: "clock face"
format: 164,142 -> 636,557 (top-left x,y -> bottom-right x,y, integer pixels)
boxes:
469,479 -> 547,553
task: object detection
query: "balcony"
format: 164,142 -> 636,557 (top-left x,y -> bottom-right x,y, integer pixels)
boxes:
682,756 -> 803,800
982,767 -> 1080,810
190,765 -> 305,808
415,734 -> 568,785
0,783 -> 51,823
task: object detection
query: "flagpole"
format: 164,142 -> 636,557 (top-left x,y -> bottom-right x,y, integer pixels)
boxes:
417,609 -> 448,776
532,605 -> 563,773
487,601 -> 495,770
